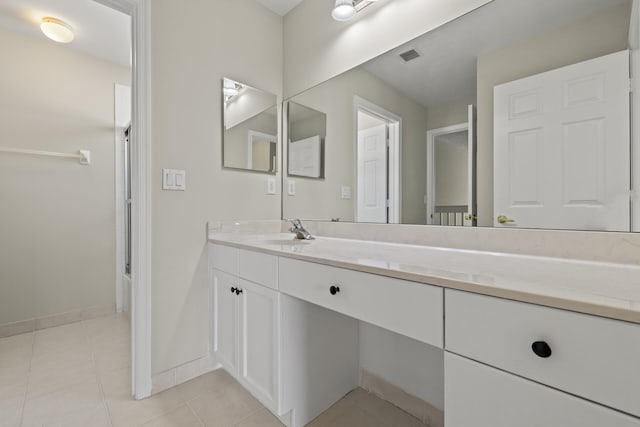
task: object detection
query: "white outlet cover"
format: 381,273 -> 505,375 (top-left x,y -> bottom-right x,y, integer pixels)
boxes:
341,186 -> 351,199
288,180 -> 296,196
267,178 -> 277,195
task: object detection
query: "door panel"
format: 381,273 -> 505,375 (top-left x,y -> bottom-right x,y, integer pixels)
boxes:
238,279 -> 280,413
465,104 -> 477,226
494,50 -> 630,231
357,124 -> 387,223
212,269 -> 239,376
508,128 -> 543,206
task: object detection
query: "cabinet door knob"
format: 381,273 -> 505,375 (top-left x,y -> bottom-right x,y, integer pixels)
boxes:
235,288 -> 243,295
329,285 -> 340,295
531,341 -> 552,358
230,287 -> 236,294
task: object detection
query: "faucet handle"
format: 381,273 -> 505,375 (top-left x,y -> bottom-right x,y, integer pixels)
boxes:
287,218 -> 302,228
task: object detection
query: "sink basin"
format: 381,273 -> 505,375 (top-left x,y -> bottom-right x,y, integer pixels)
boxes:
261,238 -> 313,245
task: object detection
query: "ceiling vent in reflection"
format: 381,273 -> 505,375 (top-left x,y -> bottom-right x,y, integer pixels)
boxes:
399,49 -> 420,62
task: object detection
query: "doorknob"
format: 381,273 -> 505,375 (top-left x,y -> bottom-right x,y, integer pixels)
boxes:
497,215 -> 515,224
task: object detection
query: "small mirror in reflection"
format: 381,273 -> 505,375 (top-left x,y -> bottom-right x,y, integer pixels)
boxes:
287,101 -> 326,178
223,78 -> 278,173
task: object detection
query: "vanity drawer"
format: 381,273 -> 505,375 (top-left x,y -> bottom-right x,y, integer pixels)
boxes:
208,243 -> 238,274
445,289 -> 640,417
239,249 -> 278,290
445,352 -> 640,427
279,257 -> 443,348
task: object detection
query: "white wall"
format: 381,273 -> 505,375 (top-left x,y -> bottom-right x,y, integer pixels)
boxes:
426,97 -> 475,131
0,29 -> 130,325
476,2 -> 631,226
632,0 -> 640,232
283,0 -> 493,98
435,133 -> 469,207
151,0 -> 283,374
359,322 -> 444,410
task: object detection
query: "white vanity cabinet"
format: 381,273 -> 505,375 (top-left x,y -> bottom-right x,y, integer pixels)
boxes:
211,268 -> 240,376
209,244 -> 281,414
445,289 -> 640,426
445,352 -> 640,427
279,257 -> 444,348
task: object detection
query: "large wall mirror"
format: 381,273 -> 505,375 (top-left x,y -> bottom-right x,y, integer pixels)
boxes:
223,77 -> 278,173
282,0 -> 639,232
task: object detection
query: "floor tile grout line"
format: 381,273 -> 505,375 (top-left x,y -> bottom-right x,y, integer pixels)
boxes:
184,401 -> 206,427
17,331 -> 35,427
231,406 -> 265,427
91,337 -> 115,427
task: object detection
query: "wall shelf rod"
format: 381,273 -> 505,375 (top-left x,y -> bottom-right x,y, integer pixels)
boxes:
0,146 -> 91,165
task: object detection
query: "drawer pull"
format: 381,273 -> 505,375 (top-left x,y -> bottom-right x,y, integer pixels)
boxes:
329,285 -> 340,295
531,341 -> 552,358
230,287 -> 237,294
235,288 -> 243,295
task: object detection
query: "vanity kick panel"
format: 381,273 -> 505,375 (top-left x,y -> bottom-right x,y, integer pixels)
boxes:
445,289 -> 640,417
278,257 -> 443,348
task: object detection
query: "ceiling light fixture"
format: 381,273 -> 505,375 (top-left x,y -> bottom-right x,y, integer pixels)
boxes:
223,78 -> 243,101
40,17 -> 74,43
332,0 -> 356,21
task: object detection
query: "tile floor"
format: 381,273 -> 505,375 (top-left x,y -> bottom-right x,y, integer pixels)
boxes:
0,313 -> 427,427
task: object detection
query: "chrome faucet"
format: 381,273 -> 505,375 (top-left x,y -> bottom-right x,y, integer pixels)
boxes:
288,219 -> 314,240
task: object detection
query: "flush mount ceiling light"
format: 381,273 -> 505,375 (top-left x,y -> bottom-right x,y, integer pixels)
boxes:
332,0 -> 379,22
332,0 -> 356,21
223,78 -> 243,101
40,17 -> 74,43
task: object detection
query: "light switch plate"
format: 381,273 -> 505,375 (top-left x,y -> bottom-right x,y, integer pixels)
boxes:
341,186 -> 351,199
288,180 -> 296,196
163,169 -> 186,191
267,178 -> 276,195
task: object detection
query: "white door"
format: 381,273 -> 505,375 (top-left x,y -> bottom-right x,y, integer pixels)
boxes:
238,279 -> 280,413
445,353 -> 640,427
465,105 -> 477,227
357,124 -> 387,223
494,50 -> 630,231
212,269 -> 239,376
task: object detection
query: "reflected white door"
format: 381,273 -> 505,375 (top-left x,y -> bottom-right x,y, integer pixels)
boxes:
494,50 -> 630,231
357,124 -> 387,223
465,104 -> 477,226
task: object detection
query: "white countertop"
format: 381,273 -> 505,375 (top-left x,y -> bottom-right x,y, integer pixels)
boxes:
208,232 -> 640,324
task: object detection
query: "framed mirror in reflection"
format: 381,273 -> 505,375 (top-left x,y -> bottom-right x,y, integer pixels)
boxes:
283,0 -> 639,232
287,101 -> 326,179
223,77 -> 278,174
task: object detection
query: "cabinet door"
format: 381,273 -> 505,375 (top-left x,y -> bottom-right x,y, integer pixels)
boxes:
238,279 -> 280,413
445,352 -> 640,427
211,268 -> 239,376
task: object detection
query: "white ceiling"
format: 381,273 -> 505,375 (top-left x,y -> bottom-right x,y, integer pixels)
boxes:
0,0 -> 131,67
254,0 -> 305,16
363,0 -> 630,109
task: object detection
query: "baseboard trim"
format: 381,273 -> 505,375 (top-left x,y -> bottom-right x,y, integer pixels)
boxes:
151,355 -> 220,395
359,369 -> 444,427
0,305 -> 116,338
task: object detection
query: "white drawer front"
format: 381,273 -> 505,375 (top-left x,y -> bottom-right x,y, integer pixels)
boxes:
445,353 -> 640,427
279,258 -> 443,348
445,289 -> 640,417
239,249 -> 278,290
208,243 -> 238,275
